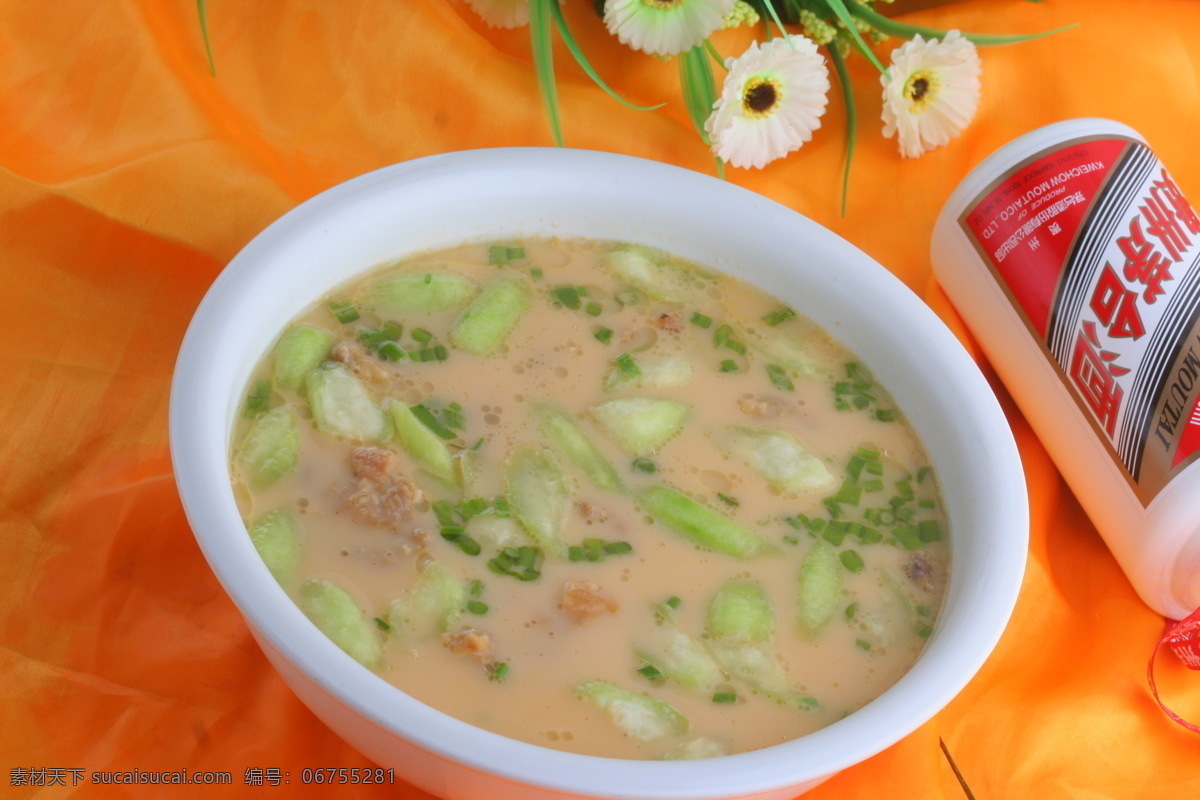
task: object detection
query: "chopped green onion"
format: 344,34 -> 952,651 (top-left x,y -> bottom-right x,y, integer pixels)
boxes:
488,546 -> 543,581
614,352 -> 642,378
719,359 -> 739,373
373,616 -> 392,632
638,664 -> 665,681
489,245 -> 510,265
328,300 -> 360,324
874,408 -> 896,422
469,579 -> 485,597
665,596 -> 682,609
530,267 -> 544,280
411,404 -> 457,440
844,602 -> 858,620
839,549 -> 865,572
441,531 -> 481,556
918,519 -> 942,542
632,457 -> 657,474
690,311 -> 712,329
765,364 -> 794,391
243,381 -> 272,417
893,525 -> 922,550
412,327 -> 434,345
489,662 -> 510,681
604,540 -> 632,555
855,639 -> 872,651
550,286 -> 582,309
918,625 -> 933,639
432,499 -> 456,526
716,492 -> 739,507
585,301 -> 603,317
378,341 -> 405,361
762,307 -> 796,327
593,326 -> 614,344
506,246 -> 525,260
711,691 -> 738,703
381,321 -> 403,340
467,600 -> 489,615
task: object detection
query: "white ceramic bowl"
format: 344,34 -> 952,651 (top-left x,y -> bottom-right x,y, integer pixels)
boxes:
170,148 -> 1027,800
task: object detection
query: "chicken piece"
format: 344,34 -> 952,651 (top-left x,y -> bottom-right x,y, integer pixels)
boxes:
558,581 -> 618,625
441,628 -> 494,664
738,395 -> 784,418
346,447 -> 424,531
904,550 -> 937,592
575,501 -> 610,524
654,313 -> 682,333
331,340 -> 390,384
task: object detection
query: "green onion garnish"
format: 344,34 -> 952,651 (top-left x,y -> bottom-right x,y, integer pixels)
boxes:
593,326 -> 614,344
631,457 -> 657,474
665,596 -> 681,610
839,549 -> 865,572
469,579 -> 484,597
716,492 -> 739,507
918,519 -> 942,542
243,381 -> 272,417
412,327 -> 434,345
441,531 -> 481,556
328,301 -> 360,324
378,341 -> 405,361
585,301 -> 603,317
604,541 -> 632,555
766,364 -> 794,391
844,602 -> 858,620
467,600 -> 489,615
712,692 -> 738,703
373,616 -> 392,632
762,307 -> 796,326
488,245 -> 509,265
489,662 -> 509,681
411,404 -> 457,440
614,352 -> 641,378
506,246 -> 525,260
638,664 -> 665,681
856,639 -> 872,651
719,359 -> 739,373
530,267 -> 544,280
918,625 -> 933,639
690,311 -> 712,329
550,286 -> 582,309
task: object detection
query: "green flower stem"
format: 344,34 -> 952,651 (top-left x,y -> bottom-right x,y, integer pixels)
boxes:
844,0 -> 1078,46
705,38 -> 726,69
529,0 -> 563,146
678,44 -> 725,178
824,0 -> 885,73
760,0 -> 793,47
548,0 -> 664,111
827,43 -> 855,217
197,0 -> 215,75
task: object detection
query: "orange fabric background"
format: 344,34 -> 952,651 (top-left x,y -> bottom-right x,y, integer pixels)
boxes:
2,0 -> 1198,797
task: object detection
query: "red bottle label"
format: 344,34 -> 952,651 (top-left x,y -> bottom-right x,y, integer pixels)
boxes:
960,136 -> 1200,505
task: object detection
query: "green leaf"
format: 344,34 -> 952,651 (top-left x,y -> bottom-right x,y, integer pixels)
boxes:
825,0 -> 886,73
529,0 -> 563,147
827,43 -> 855,217
678,44 -> 718,148
548,0 -> 664,112
759,0 -> 790,42
845,0 -> 1077,46
197,0 -> 216,76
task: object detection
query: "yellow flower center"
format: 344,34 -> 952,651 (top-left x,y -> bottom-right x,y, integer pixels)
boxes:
741,77 -> 782,118
641,0 -> 685,9
903,70 -> 939,112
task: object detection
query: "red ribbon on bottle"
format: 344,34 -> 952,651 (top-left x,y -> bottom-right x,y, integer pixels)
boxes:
1147,606 -> 1200,732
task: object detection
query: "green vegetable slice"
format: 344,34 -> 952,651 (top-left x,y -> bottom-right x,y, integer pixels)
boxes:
591,397 -> 690,457
599,246 -> 709,303
713,425 -> 835,495
798,539 -> 842,637
367,271 -> 476,314
300,579 -> 382,669
306,362 -> 392,442
635,631 -> 724,692
603,356 -> 694,391
449,276 -> 532,355
237,405 -> 300,488
506,448 -> 572,558
390,400 -> 456,483
535,405 -> 624,493
273,324 -> 336,390
248,508 -> 301,583
575,680 -> 689,740
636,485 -> 774,558
707,581 -> 774,644
388,561 -> 469,639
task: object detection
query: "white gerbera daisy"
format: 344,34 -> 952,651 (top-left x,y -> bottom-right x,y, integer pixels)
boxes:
705,36 -> 831,170
605,0 -> 737,57
463,0 -> 529,30
881,30 -> 981,158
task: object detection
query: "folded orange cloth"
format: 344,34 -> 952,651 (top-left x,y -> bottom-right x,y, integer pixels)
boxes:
2,0 -> 1197,797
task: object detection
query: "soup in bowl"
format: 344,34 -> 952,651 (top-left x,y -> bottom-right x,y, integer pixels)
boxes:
170,148 -> 1027,800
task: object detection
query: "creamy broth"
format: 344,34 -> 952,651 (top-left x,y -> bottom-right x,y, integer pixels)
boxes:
231,239 -> 949,760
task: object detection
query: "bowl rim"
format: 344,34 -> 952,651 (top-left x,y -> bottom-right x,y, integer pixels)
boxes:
170,146 -> 1028,799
